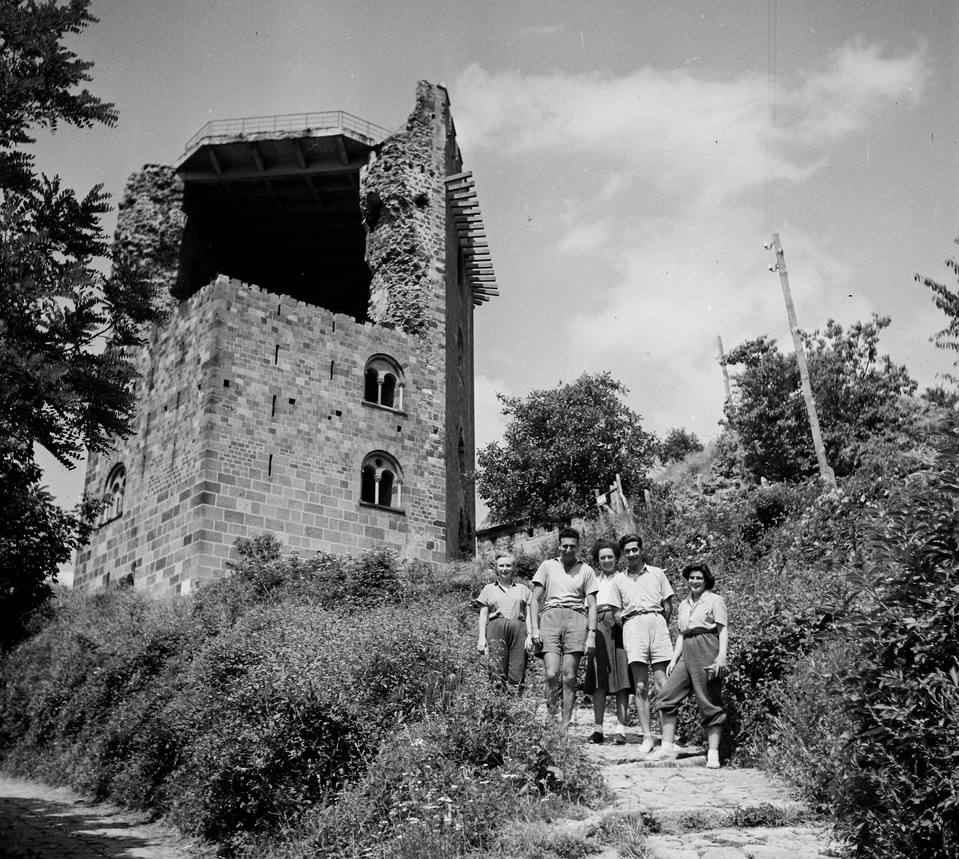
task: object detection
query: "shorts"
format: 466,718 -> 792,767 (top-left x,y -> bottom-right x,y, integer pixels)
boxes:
537,607 -> 588,656
622,613 -> 672,665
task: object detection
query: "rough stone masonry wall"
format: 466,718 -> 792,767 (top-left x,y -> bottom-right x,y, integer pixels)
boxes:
111,164 -> 186,306
362,84 -> 442,338
361,81 -> 476,556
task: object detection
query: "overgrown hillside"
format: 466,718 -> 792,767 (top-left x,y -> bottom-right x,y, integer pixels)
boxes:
633,406 -> 959,859
0,548 -> 601,858
2,408 -> 958,859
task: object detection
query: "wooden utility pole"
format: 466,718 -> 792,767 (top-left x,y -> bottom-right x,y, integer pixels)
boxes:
769,234 -> 836,487
716,336 -> 732,401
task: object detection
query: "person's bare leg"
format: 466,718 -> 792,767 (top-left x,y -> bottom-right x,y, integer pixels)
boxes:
543,652 -> 562,717
591,689 -> 608,739
660,712 -> 678,746
560,653 -> 580,729
650,661 -> 670,743
613,690 -> 629,742
615,690 -> 629,728
706,724 -> 722,768
706,724 -> 721,751
631,662 -> 654,752
651,662 -> 669,694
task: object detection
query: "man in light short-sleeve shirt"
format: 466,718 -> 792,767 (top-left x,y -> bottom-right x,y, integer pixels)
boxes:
612,534 -> 674,754
530,526 -> 598,729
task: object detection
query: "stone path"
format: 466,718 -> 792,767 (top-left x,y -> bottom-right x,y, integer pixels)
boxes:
566,717 -> 840,859
0,725 -> 839,859
0,776 -> 208,859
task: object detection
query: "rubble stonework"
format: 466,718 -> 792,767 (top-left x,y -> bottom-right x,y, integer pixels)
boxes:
111,164 -> 185,293
75,82 -> 482,591
360,86 -> 439,336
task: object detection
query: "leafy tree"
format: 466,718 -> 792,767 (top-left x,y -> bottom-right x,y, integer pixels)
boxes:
0,0 -> 168,646
916,236 -> 959,387
923,385 -> 959,410
659,427 -> 704,464
0,436 -> 97,649
476,373 -> 657,525
722,315 -> 917,483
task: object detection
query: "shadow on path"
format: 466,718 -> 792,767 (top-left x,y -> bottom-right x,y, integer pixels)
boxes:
0,777 -> 206,859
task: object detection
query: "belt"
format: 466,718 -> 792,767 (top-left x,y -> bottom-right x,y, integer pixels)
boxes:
622,609 -> 663,621
683,628 -> 719,638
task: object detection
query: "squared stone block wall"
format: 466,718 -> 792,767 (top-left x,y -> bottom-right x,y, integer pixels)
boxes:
76,275 -> 451,592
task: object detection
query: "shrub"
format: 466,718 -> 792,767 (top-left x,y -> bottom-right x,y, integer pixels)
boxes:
267,685 -> 603,859
0,561 -> 602,858
759,641 -> 855,813
827,415 -> 959,858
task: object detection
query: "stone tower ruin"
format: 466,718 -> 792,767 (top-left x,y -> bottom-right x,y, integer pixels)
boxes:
74,82 -> 497,592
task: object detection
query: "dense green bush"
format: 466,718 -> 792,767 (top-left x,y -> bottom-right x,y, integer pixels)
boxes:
827,415 -> 959,858
279,688 -> 602,859
0,547 -> 600,857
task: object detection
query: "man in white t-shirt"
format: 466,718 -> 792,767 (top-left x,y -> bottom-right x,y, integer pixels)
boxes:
611,533 -> 674,754
529,527 -> 598,729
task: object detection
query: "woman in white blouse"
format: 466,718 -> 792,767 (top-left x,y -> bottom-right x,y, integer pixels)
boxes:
584,538 -> 631,744
647,562 -> 728,768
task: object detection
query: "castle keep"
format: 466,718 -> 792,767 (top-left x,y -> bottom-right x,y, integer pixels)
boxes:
74,82 -> 497,592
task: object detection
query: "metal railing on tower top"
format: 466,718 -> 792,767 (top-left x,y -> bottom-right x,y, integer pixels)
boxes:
181,110 -> 391,159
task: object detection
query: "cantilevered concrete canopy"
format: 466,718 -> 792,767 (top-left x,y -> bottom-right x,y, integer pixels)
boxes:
175,112 -> 389,318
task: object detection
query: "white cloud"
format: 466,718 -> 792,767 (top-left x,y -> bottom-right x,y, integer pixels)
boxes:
455,41 -> 926,209
789,40 -> 927,141
473,373 -> 513,450
521,23 -> 565,37
557,221 -> 610,255
458,41 -> 927,444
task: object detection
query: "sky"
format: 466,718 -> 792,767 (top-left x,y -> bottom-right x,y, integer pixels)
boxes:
32,0 -> 959,535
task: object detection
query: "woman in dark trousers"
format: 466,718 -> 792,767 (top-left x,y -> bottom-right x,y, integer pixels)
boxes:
475,551 -> 533,690
584,538 -> 631,744
647,562 -> 728,768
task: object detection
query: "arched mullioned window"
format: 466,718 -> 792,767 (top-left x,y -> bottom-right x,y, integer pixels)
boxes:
360,451 -> 403,509
363,354 -> 405,410
102,464 -> 126,524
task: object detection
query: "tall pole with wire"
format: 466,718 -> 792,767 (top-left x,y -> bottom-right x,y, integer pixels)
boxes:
767,234 -> 836,488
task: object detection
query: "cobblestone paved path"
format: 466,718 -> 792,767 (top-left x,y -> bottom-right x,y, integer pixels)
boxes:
0,776 -> 207,859
565,715 -> 839,859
